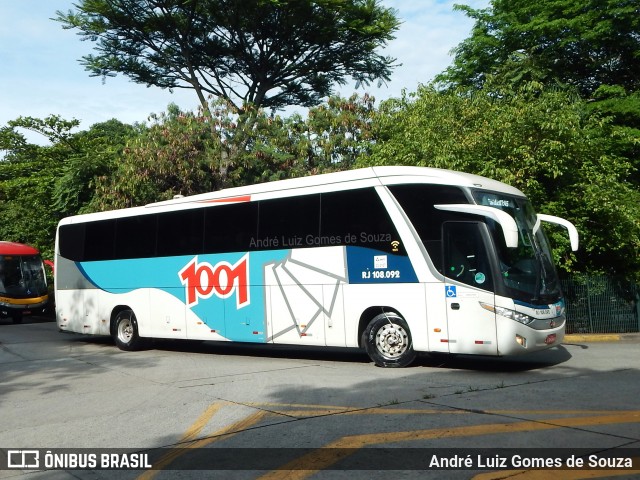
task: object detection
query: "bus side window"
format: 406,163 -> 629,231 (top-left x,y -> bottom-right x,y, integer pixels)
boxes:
157,209 -> 204,257
388,184 -> 469,272
59,224 -> 86,261
84,220 -> 116,261
115,215 -> 157,259
258,194 -> 320,247
204,202 -> 259,253
321,188 -> 404,254
443,222 -> 493,290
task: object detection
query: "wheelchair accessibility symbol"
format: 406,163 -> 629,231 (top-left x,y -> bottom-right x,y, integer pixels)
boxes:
445,285 -> 457,298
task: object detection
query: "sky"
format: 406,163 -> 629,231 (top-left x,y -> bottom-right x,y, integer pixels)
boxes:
0,0 -> 488,140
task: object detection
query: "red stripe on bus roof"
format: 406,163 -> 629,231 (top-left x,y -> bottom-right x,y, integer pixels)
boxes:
196,195 -> 252,204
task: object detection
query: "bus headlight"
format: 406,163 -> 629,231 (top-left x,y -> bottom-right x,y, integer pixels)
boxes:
479,302 -> 535,325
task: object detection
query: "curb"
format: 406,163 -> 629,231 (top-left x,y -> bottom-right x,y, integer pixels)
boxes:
564,333 -> 640,343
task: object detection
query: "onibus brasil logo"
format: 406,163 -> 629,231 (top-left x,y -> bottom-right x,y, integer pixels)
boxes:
179,254 -> 250,308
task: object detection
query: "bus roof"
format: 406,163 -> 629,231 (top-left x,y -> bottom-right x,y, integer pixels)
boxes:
58,166 -> 525,225
148,166 -> 524,207
0,241 -> 40,255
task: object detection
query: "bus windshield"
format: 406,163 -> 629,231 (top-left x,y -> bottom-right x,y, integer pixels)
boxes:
473,191 -> 561,304
0,254 -> 48,298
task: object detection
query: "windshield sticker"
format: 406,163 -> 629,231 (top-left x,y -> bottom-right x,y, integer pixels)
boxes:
474,272 -> 486,284
487,197 -> 512,208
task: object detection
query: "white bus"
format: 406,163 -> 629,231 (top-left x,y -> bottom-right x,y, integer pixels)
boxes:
55,166 -> 578,367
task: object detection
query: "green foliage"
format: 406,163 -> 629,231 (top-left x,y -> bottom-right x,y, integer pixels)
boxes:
0,116 -> 83,259
437,0 -> 640,97
2,92 -> 637,283
0,94 -> 377,259
591,86 -> 640,129
0,116 -> 138,258
587,85 -> 640,187
55,0 -> 399,113
53,119 -> 142,215
305,94 -> 376,171
430,0 -> 640,281
90,95 -> 376,209
0,159 -> 59,261
91,105 -> 222,210
359,83 -> 640,280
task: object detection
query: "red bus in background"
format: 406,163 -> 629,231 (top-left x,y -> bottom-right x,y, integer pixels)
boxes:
0,242 -> 49,323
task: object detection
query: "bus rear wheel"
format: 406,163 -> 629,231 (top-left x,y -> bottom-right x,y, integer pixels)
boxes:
113,310 -> 144,351
363,312 -> 416,368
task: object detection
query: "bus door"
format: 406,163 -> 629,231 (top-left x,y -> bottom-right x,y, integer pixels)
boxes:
442,222 -> 498,354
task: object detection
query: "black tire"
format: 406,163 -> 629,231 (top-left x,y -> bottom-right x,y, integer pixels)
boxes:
362,312 -> 416,368
113,310 -> 145,351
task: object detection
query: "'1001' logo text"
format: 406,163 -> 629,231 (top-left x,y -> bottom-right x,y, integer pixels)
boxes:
179,254 -> 249,308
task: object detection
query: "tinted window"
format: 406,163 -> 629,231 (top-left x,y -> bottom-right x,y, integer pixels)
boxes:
115,215 -> 157,259
58,224 -> 86,261
257,195 -> 320,249
389,184 -> 469,271
157,209 -> 204,257
59,220 -> 118,262
204,201 -> 259,253
321,188 -> 403,254
59,187 -> 410,261
84,220 -> 116,261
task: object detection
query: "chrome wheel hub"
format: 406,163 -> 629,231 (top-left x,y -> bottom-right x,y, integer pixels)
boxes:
375,323 -> 409,359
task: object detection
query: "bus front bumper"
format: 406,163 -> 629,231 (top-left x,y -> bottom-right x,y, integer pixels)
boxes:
0,294 -> 49,317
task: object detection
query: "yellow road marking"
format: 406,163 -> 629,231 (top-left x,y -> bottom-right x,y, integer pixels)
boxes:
258,412 -> 640,480
138,401 -> 640,479
137,403 -> 267,480
181,402 -> 227,442
137,402 -> 225,480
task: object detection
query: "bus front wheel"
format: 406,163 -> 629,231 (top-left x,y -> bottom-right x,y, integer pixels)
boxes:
113,310 -> 144,351
363,313 -> 416,368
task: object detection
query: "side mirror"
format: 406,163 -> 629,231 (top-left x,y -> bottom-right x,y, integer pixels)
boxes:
435,204 -> 519,248
535,214 -> 579,251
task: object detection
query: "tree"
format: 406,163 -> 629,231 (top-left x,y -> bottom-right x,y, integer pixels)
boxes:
53,119 -> 142,215
0,117 -> 74,259
0,116 -> 140,258
436,0 -> 640,97
587,85 -> 640,187
359,83 -> 640,281
90,104 -> 222,210
0,159 -> 59,260
304,94 -> 376,171
89,94 -> 376,210
56,0 -> 399,114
